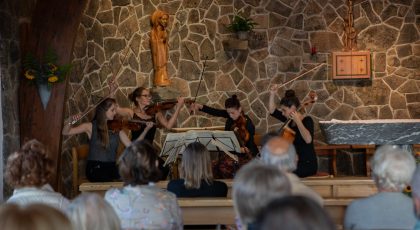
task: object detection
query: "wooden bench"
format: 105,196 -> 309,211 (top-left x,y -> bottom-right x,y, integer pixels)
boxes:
79,177 -> 377,199
178,197 -> 352,227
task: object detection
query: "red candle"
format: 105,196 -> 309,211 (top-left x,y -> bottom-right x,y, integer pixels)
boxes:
311,46 -> 317,55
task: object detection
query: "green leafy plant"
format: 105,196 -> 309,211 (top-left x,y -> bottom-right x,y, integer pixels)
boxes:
226,11 -> 257,32
23,48 -> 71,87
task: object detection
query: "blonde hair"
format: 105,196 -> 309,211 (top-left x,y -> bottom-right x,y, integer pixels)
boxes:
67,193 -> 121,230
0,203 -> 73,230
233,160 -> 291,225
181,142 -> 213,189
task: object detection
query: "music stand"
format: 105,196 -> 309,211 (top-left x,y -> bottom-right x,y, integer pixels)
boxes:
160,130 -> 242,166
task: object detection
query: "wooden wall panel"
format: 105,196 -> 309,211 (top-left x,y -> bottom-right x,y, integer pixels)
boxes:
18,0 -> 87,190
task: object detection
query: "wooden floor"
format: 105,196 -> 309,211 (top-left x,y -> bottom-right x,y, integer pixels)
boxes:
79,177 -> 376,227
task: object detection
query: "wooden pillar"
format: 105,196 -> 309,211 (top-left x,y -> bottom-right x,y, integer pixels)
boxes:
18,0 -> 87,190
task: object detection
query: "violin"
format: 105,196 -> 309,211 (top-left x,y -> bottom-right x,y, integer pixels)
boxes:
279,91 -> 317,142
232,113 -> 250,145
144,99 -> 194,116
107,119 -> 154,132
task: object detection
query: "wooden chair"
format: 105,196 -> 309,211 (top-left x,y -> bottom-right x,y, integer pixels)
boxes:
72,144 -> 89,196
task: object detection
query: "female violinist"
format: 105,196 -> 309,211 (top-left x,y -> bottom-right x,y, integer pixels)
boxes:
117,87 -> 185,179
62,98 -> 124,182
269,85 -> 317,177
117,87 -> 185,145
190,95 -> 258,178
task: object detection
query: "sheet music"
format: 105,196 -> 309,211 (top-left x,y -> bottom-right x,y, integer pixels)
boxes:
160,130 -> 242,166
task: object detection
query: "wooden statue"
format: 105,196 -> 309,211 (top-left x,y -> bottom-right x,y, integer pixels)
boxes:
343,0 -> 357,51
151,10 -> 170,86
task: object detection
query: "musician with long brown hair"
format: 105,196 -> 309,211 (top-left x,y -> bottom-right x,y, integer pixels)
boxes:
269,85 -> 317,177
62,98 -> 126,182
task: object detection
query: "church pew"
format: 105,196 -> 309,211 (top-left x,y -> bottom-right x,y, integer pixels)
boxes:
79,177 -> 377,199
177,198 -> 352,226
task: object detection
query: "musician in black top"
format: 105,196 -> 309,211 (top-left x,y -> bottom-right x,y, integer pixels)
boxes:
269,85 -> 317,177
190,95 -> 259,157
117,87 -> 185,179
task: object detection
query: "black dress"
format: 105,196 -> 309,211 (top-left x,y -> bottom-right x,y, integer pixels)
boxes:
167,179 -> 228,197
270,109 -> 318,177
130,113 -> 169,179
131,113 -> 157,144
200,105 -> 259,156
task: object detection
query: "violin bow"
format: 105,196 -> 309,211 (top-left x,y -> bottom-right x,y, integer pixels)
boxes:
190,56 -> 208,115
277,63 -> 326,89
69,43 -> 133,125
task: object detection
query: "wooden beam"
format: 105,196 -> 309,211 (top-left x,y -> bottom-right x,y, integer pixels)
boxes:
18,0 -> 87,190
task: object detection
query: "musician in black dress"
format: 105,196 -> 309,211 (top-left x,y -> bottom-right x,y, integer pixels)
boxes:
269,86 -> 317,177
190,95 -> 258,179
190,95 -> 259,156
117,87 -> 184,145
118,87 -> 185,179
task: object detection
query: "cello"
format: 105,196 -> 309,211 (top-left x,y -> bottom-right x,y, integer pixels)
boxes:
279,90 -> 317,143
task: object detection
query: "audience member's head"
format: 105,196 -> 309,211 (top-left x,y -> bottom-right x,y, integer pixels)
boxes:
255,196 -> 336,230
181,142 -> 213,189
260,136 -> 297,172
0,203 -> 73,230
259,131 -> 280,147
118,140 -> 161,185
371,145 -> 415,192
233,160 -> 291,226
411,166 -> 420,218
5,139 -> 53,188
67,193 -> 121,230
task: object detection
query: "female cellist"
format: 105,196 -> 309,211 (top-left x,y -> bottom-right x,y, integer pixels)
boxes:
117,87 -> 185,145
269,85 -> 317,177
62,98 -> 125,182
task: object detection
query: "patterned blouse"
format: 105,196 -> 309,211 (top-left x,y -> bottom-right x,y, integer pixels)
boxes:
105,183 -> 182,230
7,184 -> 70,211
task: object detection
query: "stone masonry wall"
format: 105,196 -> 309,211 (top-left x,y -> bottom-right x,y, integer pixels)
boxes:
61,0 -> 420,196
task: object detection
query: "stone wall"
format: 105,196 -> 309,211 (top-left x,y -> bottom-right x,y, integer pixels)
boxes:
0,0 -> 22,199
61,0 -> 420,196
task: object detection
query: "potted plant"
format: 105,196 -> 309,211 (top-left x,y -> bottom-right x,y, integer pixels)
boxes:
226,11 -> 257,40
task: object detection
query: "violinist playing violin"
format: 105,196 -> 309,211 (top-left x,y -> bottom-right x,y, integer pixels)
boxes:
269,85 -> 317,178
190,95 -> 258,178
62,98 -> 123,182
117,87 -> 185,179
117,87 -> 185,145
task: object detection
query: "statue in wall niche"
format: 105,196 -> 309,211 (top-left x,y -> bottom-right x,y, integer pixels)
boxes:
151,10 -> 170,87
343,0 -> 357,51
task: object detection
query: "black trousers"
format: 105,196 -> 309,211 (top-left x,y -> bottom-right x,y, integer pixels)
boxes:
294,159 -> 318,178
86,160 -> 119,182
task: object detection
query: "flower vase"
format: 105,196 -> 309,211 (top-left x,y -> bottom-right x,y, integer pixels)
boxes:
37,83 -> 51,109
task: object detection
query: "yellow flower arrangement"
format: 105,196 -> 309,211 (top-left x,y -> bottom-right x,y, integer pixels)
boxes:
23,48 -> 71,87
